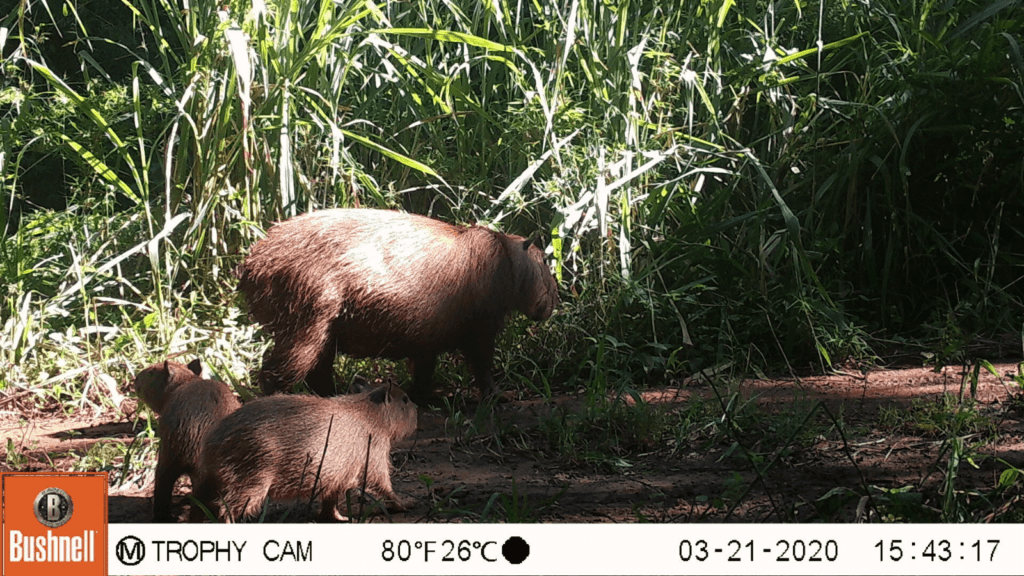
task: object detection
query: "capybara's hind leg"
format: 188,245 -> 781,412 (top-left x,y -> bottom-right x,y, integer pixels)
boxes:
463,335 -> 497,399
258,344 -> 290,395
258,319 -> 334,395
317,490 -> 344,522
188,478 -> 219,523
234,477 -> 275,522
304,342 -> 339,396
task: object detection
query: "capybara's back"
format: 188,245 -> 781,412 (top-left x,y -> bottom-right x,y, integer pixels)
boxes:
236,208 -> 558,401
195,383 -> 417,522
132,359 -> 241,522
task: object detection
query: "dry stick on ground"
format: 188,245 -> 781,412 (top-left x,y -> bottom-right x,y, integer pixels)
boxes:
356,433 -> 372,520
288,452 -> 315,521
703,380 -> 784,520
713,398 -> 878,522
704,379 -> 851,521
305,414 -> 335,520
0,390 -> 35,408
816,402 -> 877,520
714,314 -> 874,520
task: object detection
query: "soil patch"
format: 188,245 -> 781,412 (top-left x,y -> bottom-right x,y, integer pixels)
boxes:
2,363 -> 1023,522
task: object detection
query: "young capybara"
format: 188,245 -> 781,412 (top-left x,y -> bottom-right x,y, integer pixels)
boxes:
132,359 -> 242,522
192,383 -> 417,522
236,208 -> 559,403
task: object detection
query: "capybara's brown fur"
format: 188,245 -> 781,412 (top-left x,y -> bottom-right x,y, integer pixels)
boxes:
134,358 -> 203,414
236,208 -> 559,402
132,359 -> 242,522
193,383 -> 418,522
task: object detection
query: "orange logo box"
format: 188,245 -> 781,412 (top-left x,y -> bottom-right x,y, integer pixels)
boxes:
2,472 -> 108,576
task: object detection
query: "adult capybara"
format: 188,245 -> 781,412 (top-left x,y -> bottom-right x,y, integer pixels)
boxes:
132,359 -> 242,522
192,383 -> 417,522
236,208 -> 559,402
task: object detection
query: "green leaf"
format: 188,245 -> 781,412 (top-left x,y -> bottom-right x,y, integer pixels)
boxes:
24,59 -> 125,150
998,467 -> 1020,488
371,28 -> 514,53
340,130 -> 440,179
716,0 -> 734,29
774,32 -> 869,66
60,136 -> 141,205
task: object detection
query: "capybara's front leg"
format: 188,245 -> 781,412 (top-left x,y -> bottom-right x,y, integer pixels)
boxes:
368,476 -> 410,512
151,445 -> 181,522
407,355 -> 437,405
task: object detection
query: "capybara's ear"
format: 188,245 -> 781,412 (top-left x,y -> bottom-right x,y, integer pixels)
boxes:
161,360 -> 171,376
349,374 -> 370,394
187,358 -> 203,376
385,384 -> 400,404
368,386 -> 388,405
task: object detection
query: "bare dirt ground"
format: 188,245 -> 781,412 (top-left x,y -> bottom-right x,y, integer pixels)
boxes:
2,363 -> 1023,523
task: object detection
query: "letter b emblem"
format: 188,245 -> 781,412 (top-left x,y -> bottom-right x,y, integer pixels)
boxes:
34,487 -> 73,528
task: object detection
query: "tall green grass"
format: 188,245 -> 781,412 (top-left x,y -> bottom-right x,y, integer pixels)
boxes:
1,0 -> 1022,401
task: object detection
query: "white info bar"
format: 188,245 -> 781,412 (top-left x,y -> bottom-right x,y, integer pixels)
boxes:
108,523 -> 1021,576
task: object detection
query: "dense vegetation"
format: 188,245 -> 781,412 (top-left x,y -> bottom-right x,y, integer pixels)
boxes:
4,0 -> 1021,392
1,0 -> 1023,521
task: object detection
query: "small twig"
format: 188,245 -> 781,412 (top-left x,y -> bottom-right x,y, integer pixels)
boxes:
307,414 -> 335,519
357,433 -> 373,519
818,402 -> 877,520
0,390 -> 35,408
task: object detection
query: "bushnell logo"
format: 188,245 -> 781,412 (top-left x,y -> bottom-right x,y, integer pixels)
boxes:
33,487 -> 73,528
2,472 -> 107,576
